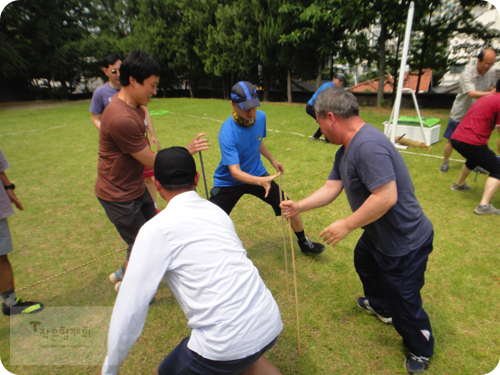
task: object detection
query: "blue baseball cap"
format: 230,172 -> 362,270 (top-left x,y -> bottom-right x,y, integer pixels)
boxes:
230,81 -> 261,110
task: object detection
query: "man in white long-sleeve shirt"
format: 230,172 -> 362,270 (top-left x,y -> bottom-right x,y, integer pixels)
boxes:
101,146 -> 283,375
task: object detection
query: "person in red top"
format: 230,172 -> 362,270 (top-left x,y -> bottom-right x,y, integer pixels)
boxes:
450,79 -> 500,215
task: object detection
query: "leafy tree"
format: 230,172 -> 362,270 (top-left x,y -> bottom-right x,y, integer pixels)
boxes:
0,0 -> 96,99
279,0 -> 373,102
202,0 -> 261,99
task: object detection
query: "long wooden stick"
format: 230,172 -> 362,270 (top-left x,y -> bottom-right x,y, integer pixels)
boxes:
199,152 -> 209,199
284,193 -> 301,357
277,173 -> 289,295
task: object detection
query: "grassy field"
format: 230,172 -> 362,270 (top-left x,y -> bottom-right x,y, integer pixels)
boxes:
0,98 -> 499,375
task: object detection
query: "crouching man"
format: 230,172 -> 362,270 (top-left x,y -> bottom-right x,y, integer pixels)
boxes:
101,147 -> 283,375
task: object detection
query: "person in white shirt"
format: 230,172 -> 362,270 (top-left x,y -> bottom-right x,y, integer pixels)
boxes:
101,146 -> 283,375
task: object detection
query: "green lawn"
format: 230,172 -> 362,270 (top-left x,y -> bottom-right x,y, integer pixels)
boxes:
0,98 -> 499,375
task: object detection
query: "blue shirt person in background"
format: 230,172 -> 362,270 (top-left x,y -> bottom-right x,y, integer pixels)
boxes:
307,72 -> 345,142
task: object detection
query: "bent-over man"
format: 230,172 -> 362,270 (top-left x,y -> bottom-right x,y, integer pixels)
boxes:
281,88 -> 434,374
101,147 -> 283,375
450,79 -> 500,215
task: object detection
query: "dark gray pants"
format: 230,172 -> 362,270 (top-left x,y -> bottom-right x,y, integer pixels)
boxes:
97,188 -> 157,260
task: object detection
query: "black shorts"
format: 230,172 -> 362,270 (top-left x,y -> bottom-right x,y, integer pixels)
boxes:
97,188 -> 157,259
451,139 -> 500,180
209,174 -> 286,216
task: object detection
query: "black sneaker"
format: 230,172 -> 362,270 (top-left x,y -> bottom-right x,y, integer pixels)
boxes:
298,238 -> 325,255
404,353 -> 429,374
2,298 -> 44,316
357,297 -> 392,324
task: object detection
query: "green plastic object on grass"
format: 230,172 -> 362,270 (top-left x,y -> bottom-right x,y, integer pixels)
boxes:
396,116 -> 440,128
149,110 -> 169,116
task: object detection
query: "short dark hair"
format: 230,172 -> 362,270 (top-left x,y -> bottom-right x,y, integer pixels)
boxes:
478,50 -> 486,61
119,50 -> 161,87
103,54 -> 122,68
496,79 -> 500,93
314,87 -> 359,119
160,182 -> 194,191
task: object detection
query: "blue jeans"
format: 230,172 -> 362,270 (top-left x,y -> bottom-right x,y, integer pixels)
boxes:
354,231 -> 434,357
157,336 -> 278,375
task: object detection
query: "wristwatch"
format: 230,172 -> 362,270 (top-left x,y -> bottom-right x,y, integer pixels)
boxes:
4,183 -> 15,190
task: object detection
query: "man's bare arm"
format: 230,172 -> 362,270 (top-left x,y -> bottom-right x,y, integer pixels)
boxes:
281,179 -> 344,218
91,113 -> 102,130
320,180 -> 397,246
467,85 -> 495,99
142,107 -> 160,151
259,141 -> 284,174
228,164 -> 279,197
130,146 -> 155,170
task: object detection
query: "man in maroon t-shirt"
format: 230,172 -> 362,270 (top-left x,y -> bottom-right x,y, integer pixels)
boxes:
450,79 -> 500,215
96,50 -> 209,291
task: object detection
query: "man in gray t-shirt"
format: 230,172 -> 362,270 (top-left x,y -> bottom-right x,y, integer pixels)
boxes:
0,148 -> 44,316
281,88 -> 434,375
440,49 -> 496,173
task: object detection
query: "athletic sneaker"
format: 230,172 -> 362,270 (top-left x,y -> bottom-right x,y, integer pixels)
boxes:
450,182 -> 473,191
439,161 -> 449,173
404,353 -> 429,374
310,136 -> 320,141
114,281 -> 122,292
109,268 -> 124,283
473,166 -> 488,175
474,204 -> 500,215
357,297 -> 392,324
2,299 -> 44,316
298,238 -> 325,255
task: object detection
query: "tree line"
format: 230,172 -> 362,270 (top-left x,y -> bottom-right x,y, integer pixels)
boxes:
0,0 -> 498,105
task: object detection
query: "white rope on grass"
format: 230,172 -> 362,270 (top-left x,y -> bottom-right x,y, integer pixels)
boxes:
0,125 -> 70,137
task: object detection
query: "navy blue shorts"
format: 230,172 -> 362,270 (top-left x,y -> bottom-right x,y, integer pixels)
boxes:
443,118 -> 460,140
157,336 -> 278,375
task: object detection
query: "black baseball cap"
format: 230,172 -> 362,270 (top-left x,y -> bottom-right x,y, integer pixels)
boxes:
230,81 -> 261,111
154,147 -> 196,185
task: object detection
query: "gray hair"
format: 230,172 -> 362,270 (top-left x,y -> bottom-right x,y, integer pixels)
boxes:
314,87 -> 359,119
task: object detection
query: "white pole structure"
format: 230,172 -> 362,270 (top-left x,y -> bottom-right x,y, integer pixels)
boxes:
390,1 -> 415,144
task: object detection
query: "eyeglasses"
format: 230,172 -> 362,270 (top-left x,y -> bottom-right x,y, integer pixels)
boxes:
110,69 -> 118,74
